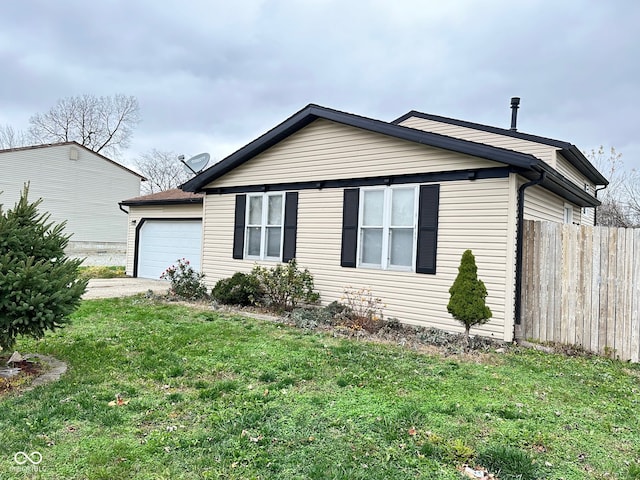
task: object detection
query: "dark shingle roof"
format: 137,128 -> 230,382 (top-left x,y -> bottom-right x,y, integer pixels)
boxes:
120,188 -> 203,206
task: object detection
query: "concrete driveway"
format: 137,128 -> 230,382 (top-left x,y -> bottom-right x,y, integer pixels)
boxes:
83,278 -> 169,299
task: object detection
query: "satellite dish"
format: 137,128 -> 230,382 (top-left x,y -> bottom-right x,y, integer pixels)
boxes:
182,153 -> 210,175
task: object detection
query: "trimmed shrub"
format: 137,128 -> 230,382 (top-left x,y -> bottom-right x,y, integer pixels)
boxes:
0,185 -> 87,350
251,260 -> 319,311
211,272 -> 261,306
447,249 -> 492,342
160,258 -> 208,300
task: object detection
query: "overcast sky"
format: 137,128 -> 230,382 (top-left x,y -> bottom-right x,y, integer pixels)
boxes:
1,0 -> 639,176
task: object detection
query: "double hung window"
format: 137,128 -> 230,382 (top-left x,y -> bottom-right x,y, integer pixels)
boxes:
359,186 -> 417,269
246,193 -> 284,260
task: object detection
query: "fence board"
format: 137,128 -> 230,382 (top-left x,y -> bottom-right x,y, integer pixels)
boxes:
632,229 -> 640,362
521,220 -> 640,362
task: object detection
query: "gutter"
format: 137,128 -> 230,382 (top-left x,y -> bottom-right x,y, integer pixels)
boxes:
514,171 -> 546,329
593,185 -> 608,226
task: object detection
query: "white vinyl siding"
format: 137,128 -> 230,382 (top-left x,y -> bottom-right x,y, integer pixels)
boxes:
556,153 -> 595,191
125,203 -> 203,276
398,116 -> 558,166
522,183 -> 568,223
205,119 -> 501,189
1,144 -> 141,244
201,177 -> 516,341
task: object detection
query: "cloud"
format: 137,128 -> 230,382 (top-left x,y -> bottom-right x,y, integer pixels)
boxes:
1,0 -> 638,170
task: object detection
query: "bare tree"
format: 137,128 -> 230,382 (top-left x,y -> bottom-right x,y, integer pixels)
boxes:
28,94 -> 140,158
0,125 -> 32,149
586,146 -> 640,227
134,149 -> 193,194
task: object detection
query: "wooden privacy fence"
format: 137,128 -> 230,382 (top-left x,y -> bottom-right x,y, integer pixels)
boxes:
520,220 -> 640,362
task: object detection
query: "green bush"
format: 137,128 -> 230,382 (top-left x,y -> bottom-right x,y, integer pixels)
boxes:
0,185 -> 87,350
211,272 -> 261,306
160,258 -> 208,300
251,260 -> 320,311
447,249 -> 492,342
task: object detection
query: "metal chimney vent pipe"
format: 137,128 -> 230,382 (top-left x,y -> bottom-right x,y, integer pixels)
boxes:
510,97 -> 520,131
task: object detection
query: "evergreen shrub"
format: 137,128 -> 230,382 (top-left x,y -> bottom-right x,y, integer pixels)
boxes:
0,185 -> 87,350
447,249 -> 492,342
211,272 -> 261,306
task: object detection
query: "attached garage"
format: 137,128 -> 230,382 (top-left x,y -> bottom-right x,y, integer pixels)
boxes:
120,189 -> 204,278
136,219 -> 202,278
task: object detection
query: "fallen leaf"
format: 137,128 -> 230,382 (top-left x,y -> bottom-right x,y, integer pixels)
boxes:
108,393 -> 129,406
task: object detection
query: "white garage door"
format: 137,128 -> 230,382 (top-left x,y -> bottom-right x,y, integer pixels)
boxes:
137,220 -> 202,279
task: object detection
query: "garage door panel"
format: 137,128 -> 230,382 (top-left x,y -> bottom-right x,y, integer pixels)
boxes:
137,220 -> 202,279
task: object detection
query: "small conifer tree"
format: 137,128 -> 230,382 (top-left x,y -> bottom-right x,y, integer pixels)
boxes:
447,249 -> 492,343
0,185 -> 87,350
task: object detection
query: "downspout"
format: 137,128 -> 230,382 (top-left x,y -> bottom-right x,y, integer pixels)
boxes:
593,185 -> 608,226
514,171 -> 546,330
118,202 -> 129,215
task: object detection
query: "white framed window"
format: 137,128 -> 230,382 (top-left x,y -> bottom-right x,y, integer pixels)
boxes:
245,193 -> 284,260
358,186 -> 418,270
563,203 -> 574,224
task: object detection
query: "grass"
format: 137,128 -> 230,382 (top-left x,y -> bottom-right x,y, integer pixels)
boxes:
77,265 -> 126,280
1,297 -> 639,479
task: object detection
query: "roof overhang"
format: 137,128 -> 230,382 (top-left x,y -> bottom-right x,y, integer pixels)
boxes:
182,104 -> 542,192
119,197 -> 203,207
393,111 -> 608,186
181,103 -> 602,208
520,166 -> 601,207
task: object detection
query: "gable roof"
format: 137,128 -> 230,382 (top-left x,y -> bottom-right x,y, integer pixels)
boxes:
120,188 -> 203,206
0,141 -> 146,180
182,104 -> 601,207
393,111 -> 608,186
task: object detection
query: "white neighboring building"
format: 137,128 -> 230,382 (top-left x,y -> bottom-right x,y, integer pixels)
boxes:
0,142 -> 144,265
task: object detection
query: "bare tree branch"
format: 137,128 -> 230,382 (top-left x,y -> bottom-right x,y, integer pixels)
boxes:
586,146 -> 640,227
28,94 -> 140,158
134,149 -> 193,194
0,125 -> 33,149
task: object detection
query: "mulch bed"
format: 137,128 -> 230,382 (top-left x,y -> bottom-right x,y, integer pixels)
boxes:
0,359 -> 44,397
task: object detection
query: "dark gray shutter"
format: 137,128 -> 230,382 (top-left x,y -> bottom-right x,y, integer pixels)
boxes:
233,194 -> 246,259
282,192 -> 298,262
416,184 -> 440,274
341,188 -> 360,267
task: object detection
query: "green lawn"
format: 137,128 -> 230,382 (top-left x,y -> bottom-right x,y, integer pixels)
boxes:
1,297 -> 639,479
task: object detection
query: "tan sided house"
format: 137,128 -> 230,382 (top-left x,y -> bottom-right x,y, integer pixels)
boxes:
181,103 -> 607,341
120,189 -> 204,279
0,142 -> 144,265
